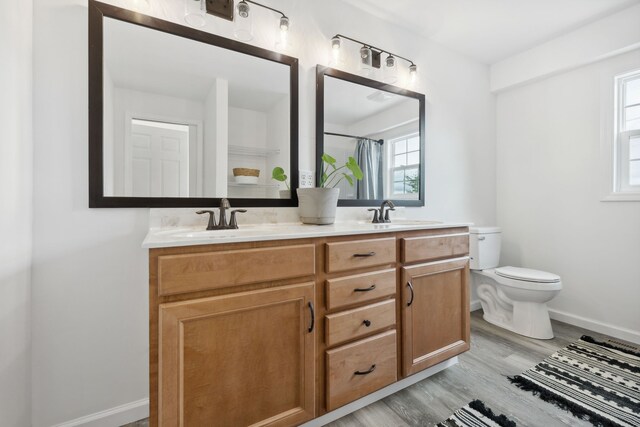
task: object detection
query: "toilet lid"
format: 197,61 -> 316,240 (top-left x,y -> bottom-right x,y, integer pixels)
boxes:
495,266 -> 560,283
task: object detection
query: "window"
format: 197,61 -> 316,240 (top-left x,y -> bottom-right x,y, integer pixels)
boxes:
390,133 -> 420,196
614,70 -> 640,193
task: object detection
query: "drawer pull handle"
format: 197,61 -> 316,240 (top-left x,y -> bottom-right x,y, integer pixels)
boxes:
363,319 -> 371,327
354,364 -> 376,376
407,281 -> 415,306
308,301 -> 315,333
354,284 -> 376,292
353,252 -> 376,257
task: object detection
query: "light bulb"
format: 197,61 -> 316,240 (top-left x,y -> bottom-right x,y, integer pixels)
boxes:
386,55 -> 395,68
234,0 -> 253,41
383,55 -> 397,84
237,1 -> 250,18
409,64 -> 418,82
280,16 -> 290,32
331,36 -> 341,51
360,46 -> 370,60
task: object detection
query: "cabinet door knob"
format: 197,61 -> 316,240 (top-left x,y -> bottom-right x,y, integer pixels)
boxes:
362,319 -> 371,327
307,301 -> 315,333
354,364 -> 376,376
354,284 -> 376,292
407,281 -> 415,306
353,252 -> 376,257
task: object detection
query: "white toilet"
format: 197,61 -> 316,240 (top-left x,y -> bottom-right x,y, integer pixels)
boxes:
469,227 -> 562,339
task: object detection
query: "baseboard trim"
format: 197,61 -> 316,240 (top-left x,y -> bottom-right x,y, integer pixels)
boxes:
52,398 -> 149,427
548,308 -> 640,345
300,357 -> 458,427
470,299 -> 482,312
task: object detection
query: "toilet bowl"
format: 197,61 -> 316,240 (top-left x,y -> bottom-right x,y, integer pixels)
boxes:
470,227 -> 562,340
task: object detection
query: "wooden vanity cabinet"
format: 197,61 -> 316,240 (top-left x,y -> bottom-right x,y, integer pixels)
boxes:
319,235 -> 400,413
149,241 -> 317,427
400,234 -> 470,376
149,227 -> 470,426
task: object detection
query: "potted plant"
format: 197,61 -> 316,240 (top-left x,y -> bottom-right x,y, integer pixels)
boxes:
272,155 -> 362,224
271,166 -> 291,199
298,154 -> 363,225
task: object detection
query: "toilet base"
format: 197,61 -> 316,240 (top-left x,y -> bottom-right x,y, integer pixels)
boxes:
477,282 -> 555,340
481,303 -> 554,340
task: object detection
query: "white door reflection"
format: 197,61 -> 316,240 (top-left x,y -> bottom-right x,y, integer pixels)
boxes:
126,119 -> 190,197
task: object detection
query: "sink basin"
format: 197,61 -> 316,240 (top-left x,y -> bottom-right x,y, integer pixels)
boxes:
388,219 -> 441,226
155,228 -> 261,239
356,219 -> 441,226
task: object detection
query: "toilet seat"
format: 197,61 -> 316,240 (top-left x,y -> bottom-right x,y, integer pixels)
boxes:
476,268 -> 562,291
495,266 -> 560,283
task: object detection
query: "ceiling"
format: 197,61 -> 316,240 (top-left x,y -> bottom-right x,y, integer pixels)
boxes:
342,0 -> 640,64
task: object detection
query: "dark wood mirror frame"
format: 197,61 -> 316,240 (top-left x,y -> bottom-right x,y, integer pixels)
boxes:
88,0 -> 299,208
315,66 -> 425,207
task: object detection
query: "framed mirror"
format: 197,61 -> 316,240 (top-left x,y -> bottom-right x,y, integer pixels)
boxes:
89,0 -> 298,207
316,66 -> 425,207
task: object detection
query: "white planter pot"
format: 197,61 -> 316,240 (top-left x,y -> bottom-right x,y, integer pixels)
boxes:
279,190 -> 291,199
297,188 -> 340,225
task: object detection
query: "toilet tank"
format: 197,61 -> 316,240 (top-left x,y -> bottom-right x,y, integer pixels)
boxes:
469,227 -> 501,270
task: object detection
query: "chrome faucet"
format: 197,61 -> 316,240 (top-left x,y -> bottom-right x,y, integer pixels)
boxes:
368,200 -> 395,223
197,199 -> 247,230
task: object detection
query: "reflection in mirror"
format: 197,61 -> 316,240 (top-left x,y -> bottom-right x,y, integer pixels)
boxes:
102,17 -> 290,200
323,73 -> 422,203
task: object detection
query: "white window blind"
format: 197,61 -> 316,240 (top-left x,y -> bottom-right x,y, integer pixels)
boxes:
390,133 -> 420,195
616,70 -> 640,192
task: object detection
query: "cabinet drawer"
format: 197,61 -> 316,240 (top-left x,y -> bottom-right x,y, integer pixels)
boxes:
326,269 -> 396,311
326,330 -> 397,411
325,299 -> 396,347
157,244 -> 315,296
402,233 -> 469,264
326,238 -> 396,274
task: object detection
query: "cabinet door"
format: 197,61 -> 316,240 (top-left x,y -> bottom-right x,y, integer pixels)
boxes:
401,259 -> 470,377
159,283 -> 315,427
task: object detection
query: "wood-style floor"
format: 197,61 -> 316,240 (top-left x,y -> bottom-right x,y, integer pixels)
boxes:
125,311 -> 615,426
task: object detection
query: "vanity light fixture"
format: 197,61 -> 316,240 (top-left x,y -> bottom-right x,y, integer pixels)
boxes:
331,36 -> 341,50
232,0 -> 291,44
184,0 -> 207,28
409,63 -> 418,82
330,34 -> 418,83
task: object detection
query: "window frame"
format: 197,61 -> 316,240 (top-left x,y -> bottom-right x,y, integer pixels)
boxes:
601,68 -> 640,202
388,132 -> 421,199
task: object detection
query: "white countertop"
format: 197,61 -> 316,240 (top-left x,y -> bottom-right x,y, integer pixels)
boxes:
142,220 -> 472,249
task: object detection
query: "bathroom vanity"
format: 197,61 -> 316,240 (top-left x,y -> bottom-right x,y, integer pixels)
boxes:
144,221 -> 470,426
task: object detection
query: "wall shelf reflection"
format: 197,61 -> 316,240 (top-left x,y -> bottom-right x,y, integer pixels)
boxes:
228,145 -> 281,157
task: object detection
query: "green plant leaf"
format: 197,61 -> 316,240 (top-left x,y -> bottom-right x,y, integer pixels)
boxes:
342,173 -> 354,186
346,157 -> 364,180
322,153 -> 337,170
271,167 -> 287,182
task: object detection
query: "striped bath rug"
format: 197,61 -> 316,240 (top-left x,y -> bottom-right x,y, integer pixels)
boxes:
509,335 -> 640,427
437,400 -> 516,427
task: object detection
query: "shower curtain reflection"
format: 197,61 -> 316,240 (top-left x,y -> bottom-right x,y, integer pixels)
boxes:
355,138 -> 383,199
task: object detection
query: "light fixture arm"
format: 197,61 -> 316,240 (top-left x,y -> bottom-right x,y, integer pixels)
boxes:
332,34 -> 415,67
244,0 -> 288,19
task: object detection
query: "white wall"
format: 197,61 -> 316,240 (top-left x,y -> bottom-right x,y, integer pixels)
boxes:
0,0 -> 33,426
203,79 -> 228,197
496,48 -> 640,342
266,96 -> 291,192
30,0 -> 496,425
